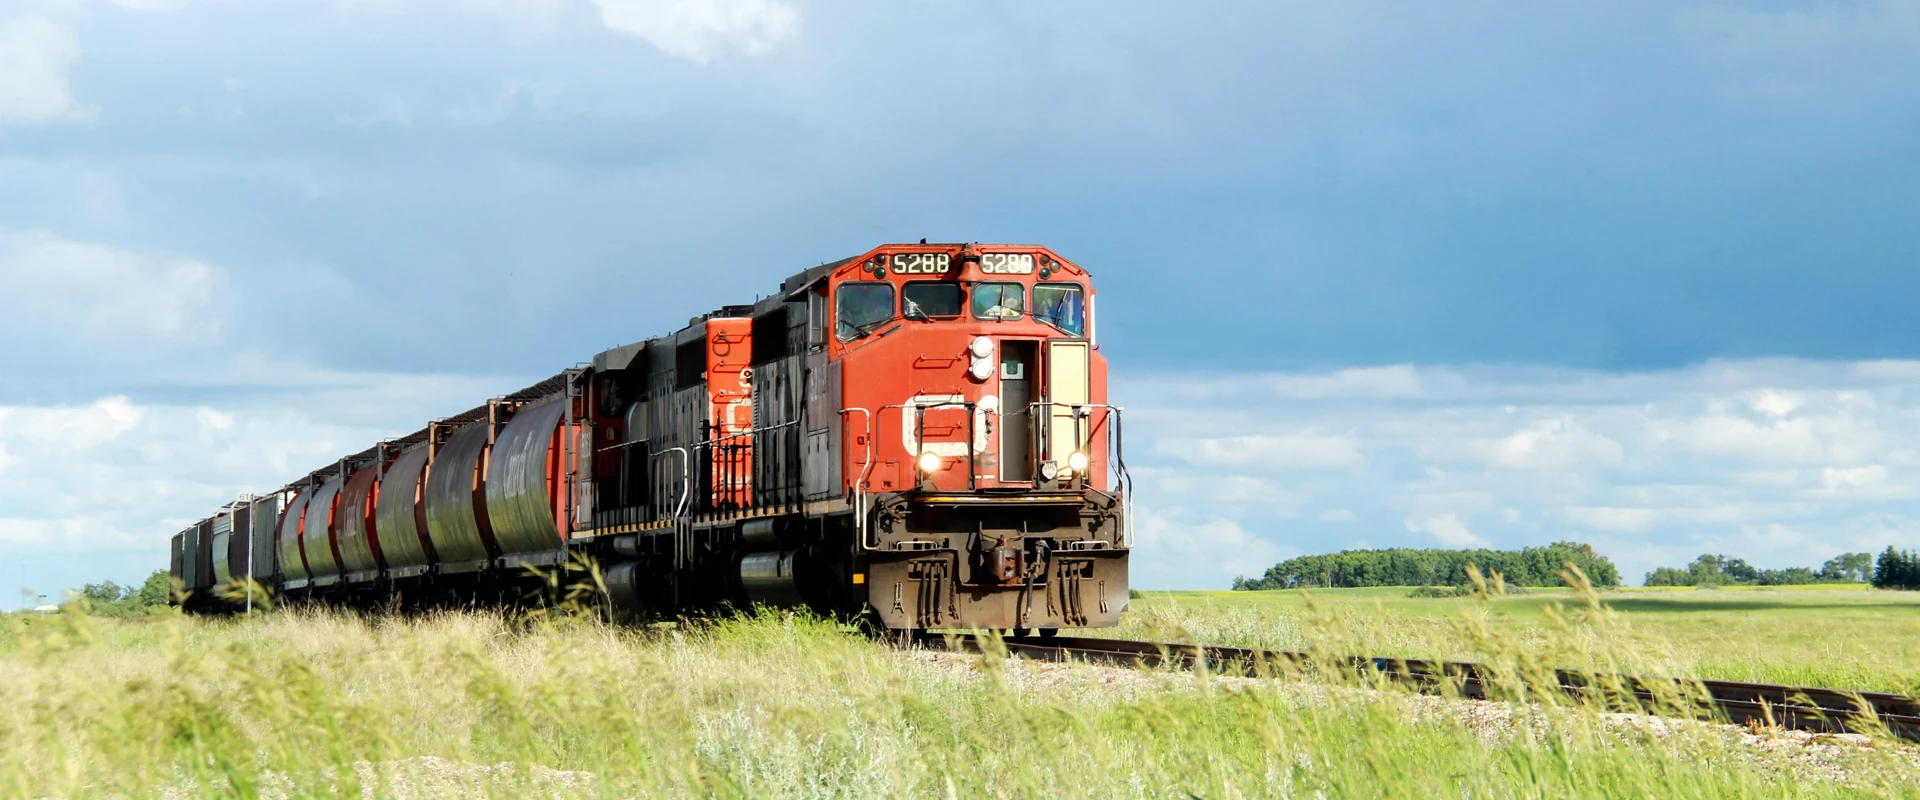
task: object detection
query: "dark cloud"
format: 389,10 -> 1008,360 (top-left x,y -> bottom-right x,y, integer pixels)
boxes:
1,0 -> 1916,390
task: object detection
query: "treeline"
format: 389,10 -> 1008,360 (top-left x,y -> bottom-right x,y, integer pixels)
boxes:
70,571 -> 172,617
1643,553 -> 1874,587
1874,547 -> 1920,590
1233,541 -> 1620,590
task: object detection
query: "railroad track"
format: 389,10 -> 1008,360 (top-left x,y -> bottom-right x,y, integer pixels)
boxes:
919,633 -> 1920,743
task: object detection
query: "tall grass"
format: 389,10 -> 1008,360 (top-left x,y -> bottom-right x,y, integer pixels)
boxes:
1,587 -> 1914,798
1126,579 -> 1920,695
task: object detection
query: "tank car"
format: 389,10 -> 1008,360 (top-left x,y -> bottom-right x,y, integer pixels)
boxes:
170,243 -> 1131,631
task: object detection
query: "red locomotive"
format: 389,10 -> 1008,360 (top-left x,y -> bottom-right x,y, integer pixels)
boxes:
170,243 -> 1131,631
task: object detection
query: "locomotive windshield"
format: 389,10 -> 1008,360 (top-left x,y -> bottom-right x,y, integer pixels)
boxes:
902,282 -> 963,320
1033,283 -> 1086,336
836,283 -> 895,340
973,282 -> 1024,320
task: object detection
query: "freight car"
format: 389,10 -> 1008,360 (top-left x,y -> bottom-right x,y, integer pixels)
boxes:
170,243 -> 1131,631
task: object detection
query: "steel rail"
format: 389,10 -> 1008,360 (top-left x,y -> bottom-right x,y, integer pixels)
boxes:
920,633 -> 1920,743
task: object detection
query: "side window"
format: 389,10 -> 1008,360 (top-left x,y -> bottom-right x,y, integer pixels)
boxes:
902,282 -> 963,320
807,290 -> 826,350
1032,283 -> 1086,337
835,283 -> 895,341
972,282 -> 1025,320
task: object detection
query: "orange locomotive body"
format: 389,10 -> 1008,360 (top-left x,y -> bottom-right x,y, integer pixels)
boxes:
170,243 -> 1131,631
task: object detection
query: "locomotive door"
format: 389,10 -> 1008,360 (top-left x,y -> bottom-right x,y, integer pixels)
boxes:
999,341 -> 1036,481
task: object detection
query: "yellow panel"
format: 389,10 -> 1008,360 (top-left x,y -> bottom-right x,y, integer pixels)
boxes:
1047,341 -> 1091,464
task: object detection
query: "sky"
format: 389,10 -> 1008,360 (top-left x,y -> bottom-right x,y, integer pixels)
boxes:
3,0 -> 1920,600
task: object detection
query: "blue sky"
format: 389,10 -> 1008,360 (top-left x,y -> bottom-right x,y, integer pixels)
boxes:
3,0 -> 1920,600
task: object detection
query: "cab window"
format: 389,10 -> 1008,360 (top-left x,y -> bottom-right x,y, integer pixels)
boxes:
902,282 -> 963,320
1032,283 -> 1086,336
836,283 -> 895,341
972,282 -> 1025,320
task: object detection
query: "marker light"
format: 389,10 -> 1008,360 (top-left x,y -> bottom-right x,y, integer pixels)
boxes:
1038,461 -> 1059,482
969,336 -> 994,359
1067,451 -> 1090,474
917,451 -> 944,474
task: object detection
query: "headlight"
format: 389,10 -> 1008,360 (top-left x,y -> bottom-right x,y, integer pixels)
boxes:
1067,451 -> 1090,473
917,451 -> 943,474
1037,461 -> 1059,481
969,336 -> 993,359
968,359 -> 994,381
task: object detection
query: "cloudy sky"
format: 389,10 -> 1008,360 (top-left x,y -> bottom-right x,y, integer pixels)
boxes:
4,0 -> 1920,600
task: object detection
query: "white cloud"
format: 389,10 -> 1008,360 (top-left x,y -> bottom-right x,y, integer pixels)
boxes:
1155,431 -> 1367,469
1132,505 -> 1284,588
0,396 -> 145,451
1659,411 -> 1881,466
0,371 -> 506,560
1562,502 -> 1822,532
0,18 -> 94,124
1485,417 -> 1624,470
0,229 -> 228,347
589,0 -> 799,63
1747,389 -> 1804,418
1404,512 -> 1488,548
1822,464 -> 1886,490
193,407 -> 235,431
1118,359 -> 1920,587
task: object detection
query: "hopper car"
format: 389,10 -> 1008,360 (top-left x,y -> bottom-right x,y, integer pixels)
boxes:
169,243 -> 1131,631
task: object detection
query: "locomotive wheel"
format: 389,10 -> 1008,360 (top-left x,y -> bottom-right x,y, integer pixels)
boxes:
1038,628 -> 1059,639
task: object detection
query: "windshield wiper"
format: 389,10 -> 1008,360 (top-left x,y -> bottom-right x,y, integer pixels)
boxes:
1035,314 -> 1074,336
851,318 -> 893,338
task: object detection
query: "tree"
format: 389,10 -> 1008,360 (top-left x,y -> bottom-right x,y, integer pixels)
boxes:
69,571 -> 174,617
1875,548 -> 1920,591
79,580 -> 128,606
1641,552 -> 1882,587
136,570 -> 172,608
1644,566 -> 1690,587
1235,542 -> 1621,591
1721,557 -> 1760,584
1686,554 -> 1726,586
1820,553 -> 1874,583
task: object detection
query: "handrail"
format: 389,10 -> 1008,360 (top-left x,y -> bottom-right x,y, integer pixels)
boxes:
839,407 -> 874,547
683,419 -> 804,516
905,399 -> 979,492
662,446 -> 690,519
688,419 -> 801,449
1026,401 -> 1131,547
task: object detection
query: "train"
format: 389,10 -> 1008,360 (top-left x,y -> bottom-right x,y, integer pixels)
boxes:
168,242 -> 1131,631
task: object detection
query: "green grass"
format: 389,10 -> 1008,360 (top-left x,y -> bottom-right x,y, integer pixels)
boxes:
2,594 -> 1917,798
1120,585 -> 1920,695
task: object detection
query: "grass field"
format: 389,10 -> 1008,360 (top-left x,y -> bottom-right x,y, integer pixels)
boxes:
3,584 -> 1918,799
1120,583 -> 1920,695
